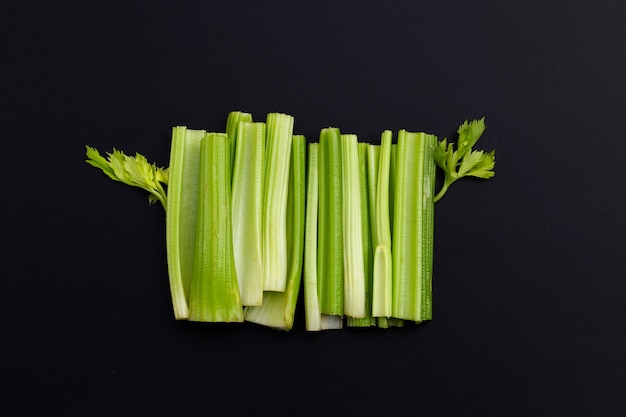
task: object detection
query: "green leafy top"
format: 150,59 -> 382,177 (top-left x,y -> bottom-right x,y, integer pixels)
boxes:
433,118 -> 495,202
85,145 -> 168,209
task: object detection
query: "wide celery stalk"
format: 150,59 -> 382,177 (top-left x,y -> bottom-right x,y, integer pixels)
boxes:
245,135 -> 306,330
317,127 -> 344,316
188,132 -> 243,322
392,130 -> 436,322
166,126 -> 204,320
231,121 -> 265,306
347,142 -> 375,327
341,134 -> 366,318
262,113 -> 294,292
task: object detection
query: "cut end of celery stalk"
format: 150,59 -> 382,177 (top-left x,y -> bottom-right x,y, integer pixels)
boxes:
372,244 -> 392,317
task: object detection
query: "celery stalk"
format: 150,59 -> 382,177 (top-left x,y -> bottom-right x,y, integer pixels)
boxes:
166,126 -> 205,320
392,130 -> 436,322
304,143 -> 322,331
245,135 -> 306,330
317,127 -> 344,316
226,111 -> 253,171
372,131 -> 393,318
188,132 -> 243,322
341,134 -> 366,318
231,121 -> 265,306
262,113 -> 294,292
347,142 -> 375,327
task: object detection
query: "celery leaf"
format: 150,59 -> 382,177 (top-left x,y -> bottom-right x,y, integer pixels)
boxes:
433,118 -> 495,202
85,145 -> 168,210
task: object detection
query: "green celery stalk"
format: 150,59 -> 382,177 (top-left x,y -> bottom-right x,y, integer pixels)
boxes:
304,143 -> 344,331
226,111 -> 253,171
262,113 -> 294,292
341,134 -> 366,319
166,126 -> 205,320
231,121 -> 265,306
245,134 -> 306,330
188,132 -> 243,322
304,143 -> 322,331
372,130 -> 393,318
347,142 -> 375,327
392,130 -> 436,322
317,127 -> 344,316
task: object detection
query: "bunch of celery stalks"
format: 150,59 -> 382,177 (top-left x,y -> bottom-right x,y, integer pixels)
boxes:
86,110 -> 495,331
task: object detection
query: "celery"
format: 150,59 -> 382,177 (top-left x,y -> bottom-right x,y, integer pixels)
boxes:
262,113 -> 294,292
317,127 -> 344,317
392,130 -> 436,322
433,118 -> 495,202
347,142 -> 376,327
304,143 -> 322,330
165,127 -> 204,319
231,121 -> 265,306
340,134 -> 366,318
85,146 -> 168,209
372,131 -> 393,318
188,132 -> 243,322
226,111 -> 253,171
245,135 -> 306,330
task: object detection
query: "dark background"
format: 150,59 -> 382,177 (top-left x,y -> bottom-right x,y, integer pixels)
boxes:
3,1 -> 625,416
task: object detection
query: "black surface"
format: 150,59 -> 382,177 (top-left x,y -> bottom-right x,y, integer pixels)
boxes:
3,1 -> 625,416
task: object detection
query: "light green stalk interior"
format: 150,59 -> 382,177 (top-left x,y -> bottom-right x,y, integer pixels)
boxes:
166,126 -> 204,320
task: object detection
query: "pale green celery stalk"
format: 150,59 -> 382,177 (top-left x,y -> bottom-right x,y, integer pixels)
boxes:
226,111 -> 253,171
372,130 -> 393,318
347,142 -> 375,327
166,126 -> 205,320
231,121 -> 265,306
389,144 -> 397,233
366,145 -> 380,246
304,143 -> 322,331
392,130 -> 436,322
341,134 -> 366,319
383,143 -> 404,327
317,127 -> 344,316
366,145 -> 389,328
304,143 -> 343,331
188,132 -> 243,322
262,113 -> 294,292
245,135 -> 306,330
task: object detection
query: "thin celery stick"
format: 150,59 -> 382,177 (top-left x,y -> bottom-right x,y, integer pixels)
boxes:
304,143 -> 322,331
317,127 -> 344,316
166,126 -> 204,320
188,132 -> 243,322
341,134 -> 366,319
389,143 -> 397,235
232,121 -> 265,306
372,130 -> 393,318
226,111 -> 253,171
386,143 -> 404,327
366,144 -> 392,328
245,135 -> 306,330
347,142 -> 375,327
262,113 -> 294,292
392,130 -> 436,322
366,144 -> 380,246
